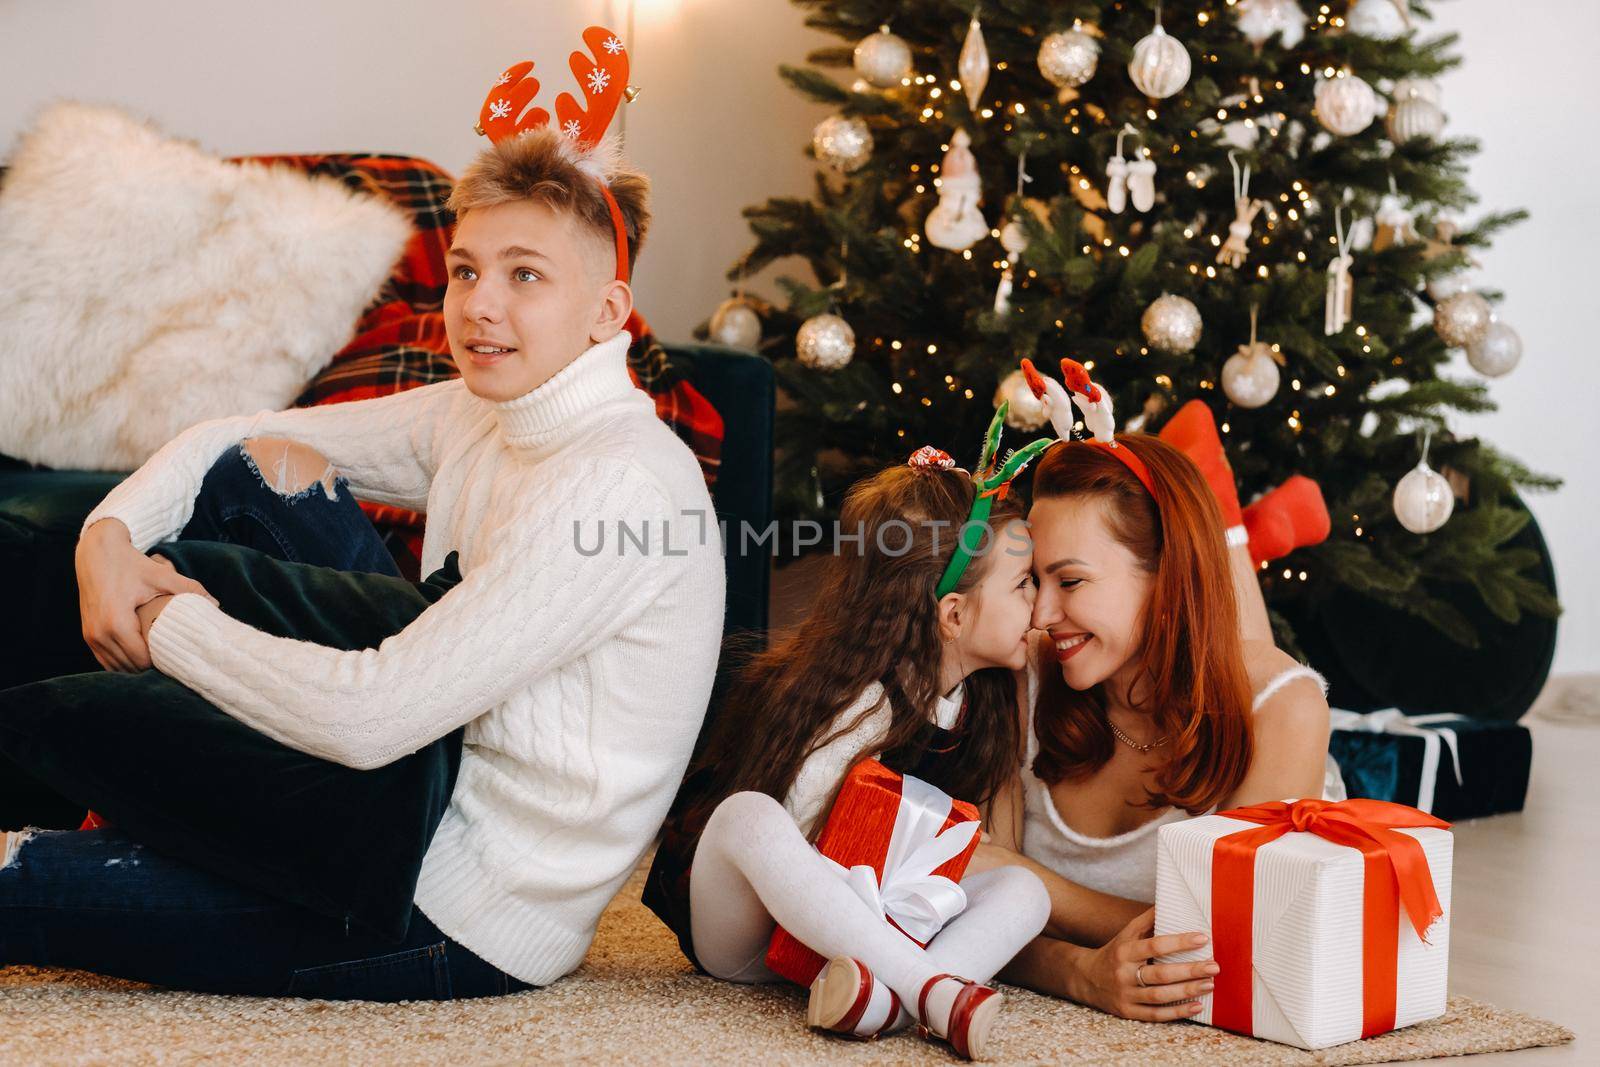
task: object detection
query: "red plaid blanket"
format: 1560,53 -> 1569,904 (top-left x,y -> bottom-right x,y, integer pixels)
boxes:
244,153 -> 722,579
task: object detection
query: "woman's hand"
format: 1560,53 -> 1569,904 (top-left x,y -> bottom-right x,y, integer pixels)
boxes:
76,520 -> 212,672
1069,908 -> 1218,1022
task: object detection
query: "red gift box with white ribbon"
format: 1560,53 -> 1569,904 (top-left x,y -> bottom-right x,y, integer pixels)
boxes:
1155,798 -> 1453,1050
766,758 -> 981,986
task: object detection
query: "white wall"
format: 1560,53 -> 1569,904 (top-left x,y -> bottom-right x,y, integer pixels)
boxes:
2,1 -> 1593,671
0,0 -> 831,338
1435,2 -> 1600,673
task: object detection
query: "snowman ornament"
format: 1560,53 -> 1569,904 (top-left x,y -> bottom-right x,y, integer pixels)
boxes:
925,129 -> 990,251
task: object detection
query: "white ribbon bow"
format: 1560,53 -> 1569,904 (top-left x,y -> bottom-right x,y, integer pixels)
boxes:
1329,708 -> 1466,814
823,773 -> 979,944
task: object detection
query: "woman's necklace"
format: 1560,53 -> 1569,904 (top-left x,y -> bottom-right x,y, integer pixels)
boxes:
1109,719 -> 1170,753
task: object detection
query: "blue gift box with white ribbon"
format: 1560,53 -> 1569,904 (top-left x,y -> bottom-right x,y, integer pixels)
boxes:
1327,709 -> 1532,821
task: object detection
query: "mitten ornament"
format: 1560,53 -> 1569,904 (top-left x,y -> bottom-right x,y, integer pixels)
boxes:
1106,125 -> 1152,215
1106,154 -> 1130,214
1128,157 -> 1157,213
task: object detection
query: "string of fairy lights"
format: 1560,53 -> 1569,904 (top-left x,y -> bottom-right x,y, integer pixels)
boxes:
703,0 -> 1501,552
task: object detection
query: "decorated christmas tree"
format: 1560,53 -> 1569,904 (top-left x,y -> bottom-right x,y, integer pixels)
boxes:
707,0 -> 1559,652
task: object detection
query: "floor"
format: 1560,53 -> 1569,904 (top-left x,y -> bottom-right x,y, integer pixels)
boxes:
771,559 -> 1595,1064
1433,676 -> 1595,1065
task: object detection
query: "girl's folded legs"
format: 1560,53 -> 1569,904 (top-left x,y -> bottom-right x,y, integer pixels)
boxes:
688,791 -> 1048,1040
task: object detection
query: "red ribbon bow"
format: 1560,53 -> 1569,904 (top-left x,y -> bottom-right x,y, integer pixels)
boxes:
1209,798 -> 1450,1039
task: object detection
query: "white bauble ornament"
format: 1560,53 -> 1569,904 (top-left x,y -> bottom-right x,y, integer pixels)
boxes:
1347,0 -> 1412,40
1235,0 -> 1307,50
1315,74 -> 1380,136
958,15 -> 990,111
1387,93 -> 1446,142
995,369 -> 1049,431
795,313 -> 855,371
1141,294 -> 1203,353
1393,461 -> 1453,534
1433,291 -> 1493,347
1466,320 -> 1523,377
708,298 -> 761,349
1222,341 -> 1282,408
1129,24 -> 1191,99
812,115 -> 873,173
999,219 -> 1030,254
1038,29 -> 1099,88
853,26 -> 913,88
1392,77 -> 1442,106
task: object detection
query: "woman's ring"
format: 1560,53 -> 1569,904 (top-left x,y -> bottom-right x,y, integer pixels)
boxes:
1135,963 -> 1149,988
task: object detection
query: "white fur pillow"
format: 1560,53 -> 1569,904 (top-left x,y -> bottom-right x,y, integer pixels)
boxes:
0,102 -> 413,470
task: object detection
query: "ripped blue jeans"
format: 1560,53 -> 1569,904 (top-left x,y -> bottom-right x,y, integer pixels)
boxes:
0,445 -> 529,1000
189,441 -> 401,577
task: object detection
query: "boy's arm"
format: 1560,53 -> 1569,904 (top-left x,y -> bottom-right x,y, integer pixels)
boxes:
142,458 -> 680,770
83,383 -> 457,552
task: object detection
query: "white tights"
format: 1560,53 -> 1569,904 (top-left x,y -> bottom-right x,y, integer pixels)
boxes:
689,791 -> 1049,1024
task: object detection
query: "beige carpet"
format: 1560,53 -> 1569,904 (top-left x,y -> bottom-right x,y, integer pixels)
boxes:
0,866 -> 1572,1067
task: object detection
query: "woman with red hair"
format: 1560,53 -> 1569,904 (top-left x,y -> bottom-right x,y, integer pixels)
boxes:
978,430 -> 1332,1021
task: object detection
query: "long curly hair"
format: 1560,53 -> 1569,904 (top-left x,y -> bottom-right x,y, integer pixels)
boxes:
681,463 -> 1027,834
1029,434 -> 1254,814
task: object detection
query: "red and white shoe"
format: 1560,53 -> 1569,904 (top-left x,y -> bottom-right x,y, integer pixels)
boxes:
807,957 -> 904,1041
916,972 -> 1006,1061
1158,399 -> 1247,547
1242,474 -> 1331,566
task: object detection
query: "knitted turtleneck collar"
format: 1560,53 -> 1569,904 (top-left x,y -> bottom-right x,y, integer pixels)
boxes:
492,331 -> 635,455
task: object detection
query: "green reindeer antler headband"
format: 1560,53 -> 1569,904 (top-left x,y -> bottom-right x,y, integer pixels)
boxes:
932,402 -> 1054,599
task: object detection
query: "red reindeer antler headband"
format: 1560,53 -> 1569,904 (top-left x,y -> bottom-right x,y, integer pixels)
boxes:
475,26 -> 634,284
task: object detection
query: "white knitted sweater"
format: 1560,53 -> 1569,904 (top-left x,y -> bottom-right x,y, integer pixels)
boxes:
83,332 -> 726,985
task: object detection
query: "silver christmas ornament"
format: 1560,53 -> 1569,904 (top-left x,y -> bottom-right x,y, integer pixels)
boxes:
795,312 -> 855,370
1222,341 -> 1282,408
1433,291 -> 1493,348
1347,0 -> 1412,40
1141,293 -> 1203,353
1129,23 -> 1191,99
708,298 -> 761,349
1037,29 -> 1099,89
1393,461 -> 1453,534
1387,93 -> 1446,143
853,26 -> 913,89
1466,320 -> 1523,377
1315,74 -> 1380,136
958,15 -> 990,111
812,115 -> 873,173
1234,0 -> 1307,50
995,369 -> 1048,431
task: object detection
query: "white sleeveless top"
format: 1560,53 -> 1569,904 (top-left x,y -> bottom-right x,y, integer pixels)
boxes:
1018,655 -> 1330,903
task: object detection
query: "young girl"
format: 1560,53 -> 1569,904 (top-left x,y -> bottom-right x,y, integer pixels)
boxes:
643,421 -> 1052,1061
977,384 -> 1332,1022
